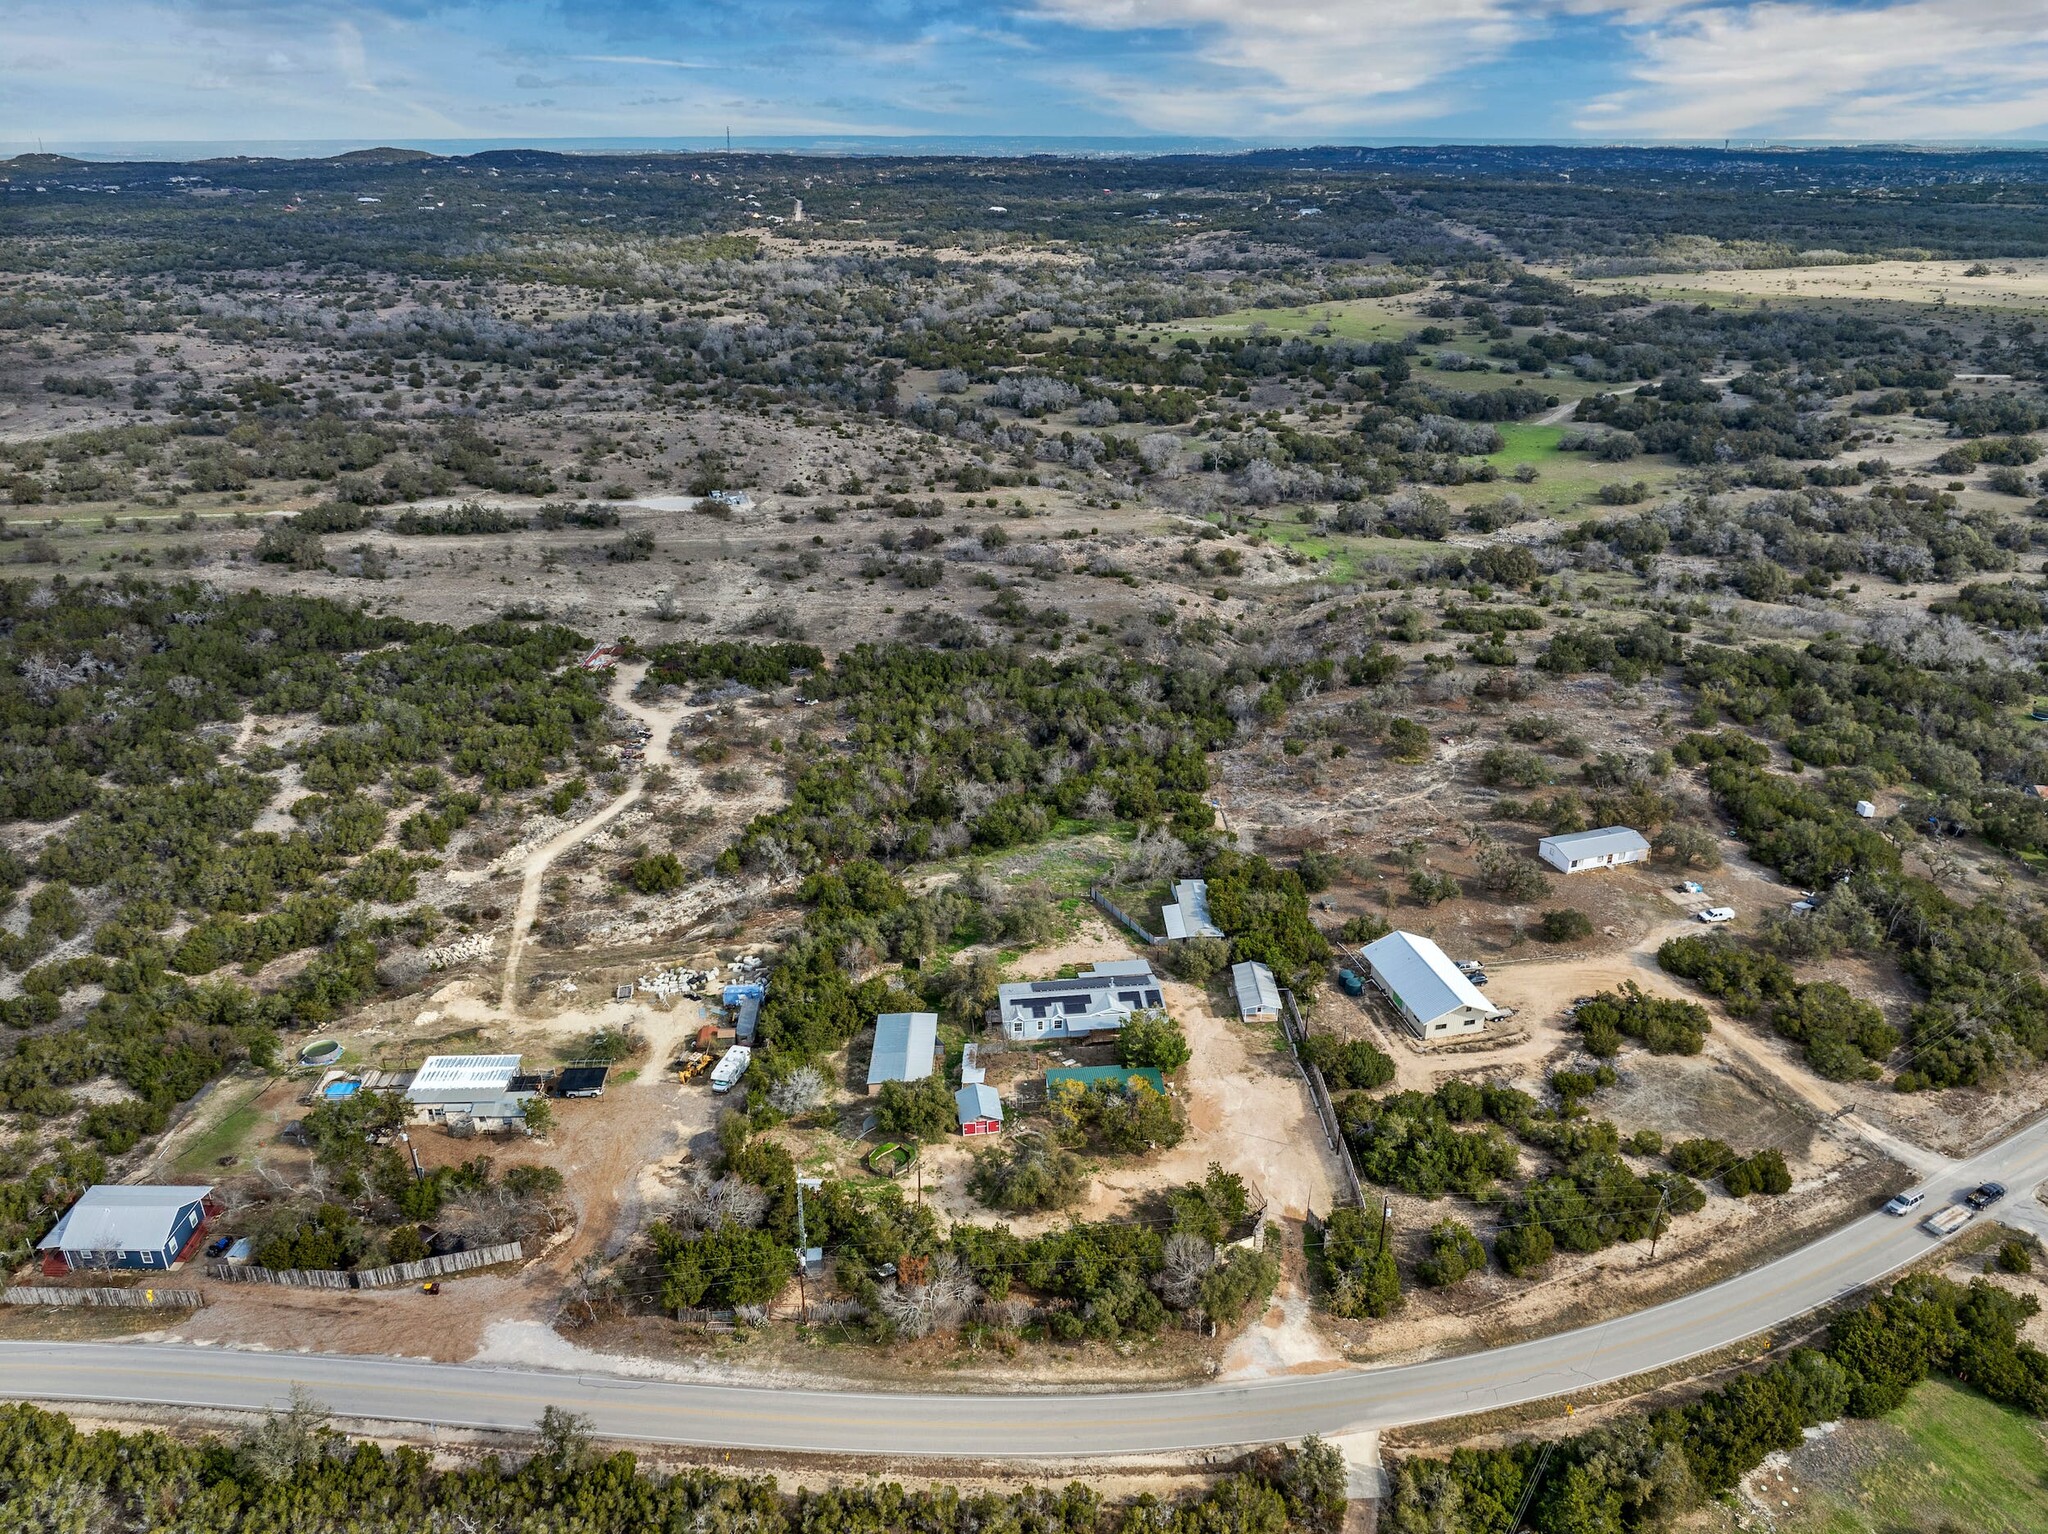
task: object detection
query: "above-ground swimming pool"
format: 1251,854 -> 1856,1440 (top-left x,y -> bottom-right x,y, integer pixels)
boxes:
321,1080 -> 360,1099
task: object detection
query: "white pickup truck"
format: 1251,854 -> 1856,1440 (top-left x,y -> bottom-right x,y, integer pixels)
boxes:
1695,907 -> 1737,924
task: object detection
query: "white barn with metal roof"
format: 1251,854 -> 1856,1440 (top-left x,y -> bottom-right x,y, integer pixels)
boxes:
1360,931 -> 1503,1038
1538,826 -> 1651,874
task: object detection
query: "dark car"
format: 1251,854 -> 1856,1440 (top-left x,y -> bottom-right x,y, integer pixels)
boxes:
1966,1182 -> 2007,1210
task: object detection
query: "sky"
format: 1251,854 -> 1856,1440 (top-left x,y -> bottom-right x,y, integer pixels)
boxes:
7,0 -> 2048,153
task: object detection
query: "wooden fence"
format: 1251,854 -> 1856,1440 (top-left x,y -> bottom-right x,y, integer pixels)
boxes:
1088,887 -> 1160,946
207,1241 -> 522,1289
3,1286 -> 203,1309
1280,988 -> 1365,1209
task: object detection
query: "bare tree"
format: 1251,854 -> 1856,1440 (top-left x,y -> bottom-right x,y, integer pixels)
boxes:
877,1252 -> 979,1338
1154,1231 -> 1217,1309
768,1065 -> 828,1116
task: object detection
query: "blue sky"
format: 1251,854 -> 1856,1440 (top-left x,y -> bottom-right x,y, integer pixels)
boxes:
6,1 -> 2048,151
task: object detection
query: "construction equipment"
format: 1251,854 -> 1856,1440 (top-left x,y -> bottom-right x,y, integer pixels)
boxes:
674,1052 -> 711,1084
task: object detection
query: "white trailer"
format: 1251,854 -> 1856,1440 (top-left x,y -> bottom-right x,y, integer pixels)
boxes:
710,1046 -> 752,1094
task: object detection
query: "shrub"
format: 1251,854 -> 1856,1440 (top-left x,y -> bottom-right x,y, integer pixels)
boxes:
1386,718 -> 1433,763
1494,1219 -> 1555,1277
1536,908 -> 1593,943
1574,983 -> 1710,1055
1997,1239 -> 2035,1275
1338,913 -> 1391,945
1416,1219 -> 1488,1287
1302,1035 -> 1396,1091
1668,1138 -> 1736,1178
1724,1148 -> 1793,1197
624,853 -> 688,895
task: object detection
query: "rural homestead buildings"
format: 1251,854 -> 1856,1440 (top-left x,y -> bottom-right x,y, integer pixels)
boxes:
867,1011 -> 939,1092
1231,960 -> 1282,1024
996,959 -> 1165,1042
1361,931 -> 1504,1039
955,1083 -> 1004,1136
38,1185 -> 216,1274
404,1054 -> 537,1129
1538,826 -> 1651,874
1161,879 -> 1225,941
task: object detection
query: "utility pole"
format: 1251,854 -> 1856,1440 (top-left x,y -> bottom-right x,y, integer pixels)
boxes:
1645,1185 -> 1671,1263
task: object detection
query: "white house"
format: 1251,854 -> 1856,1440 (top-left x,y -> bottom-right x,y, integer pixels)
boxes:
1361,931 -> 1503,1039
1538,826 -> 1651,875
1161,879 -> 1225,941
403,1054 -> 535,1128
1230,960 -> 1282,1024
996,959 -> 1164,1041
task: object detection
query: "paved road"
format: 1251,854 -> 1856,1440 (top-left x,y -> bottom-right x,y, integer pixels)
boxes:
6,1118 -> 2046,1457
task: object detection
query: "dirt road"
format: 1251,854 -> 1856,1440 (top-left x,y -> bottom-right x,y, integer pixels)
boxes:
497,663 -> 693,1014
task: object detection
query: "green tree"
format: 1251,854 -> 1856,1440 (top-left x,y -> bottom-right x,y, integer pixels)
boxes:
1117,1011 -> 1192,1071
875,1077 -> 955,1143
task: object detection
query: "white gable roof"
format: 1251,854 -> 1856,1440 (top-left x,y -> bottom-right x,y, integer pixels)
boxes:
1539,826 -> 1650,861
1361,931 -> 1500,1025
868,1011 -> 939,1086
1231,960 -> 1281,1016
39,1185 -> 211,1252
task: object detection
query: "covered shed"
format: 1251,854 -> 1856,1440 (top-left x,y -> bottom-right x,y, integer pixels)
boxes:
1230,960 -> 1282,1024
38,1185 -> 215,1274
1360,931 -> 1504,1039
955,1083 -> 1004,1136
1161,879 -> 1225,941
1538,826 -> 1651,874
866,1011 -> 939,1093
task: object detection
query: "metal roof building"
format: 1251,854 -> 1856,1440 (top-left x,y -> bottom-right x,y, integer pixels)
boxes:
1361,931 -> 1503,1039
1161,879 -> 1225,941
955,1083 -> 1004,1136
1538,826 -> 1651,874
38,1185 -> 214,1273
404,1055 -> 536,1125
867,1011 -> 939,1091
996,959 -> 1164,1041
1230,960 -> 1282,1023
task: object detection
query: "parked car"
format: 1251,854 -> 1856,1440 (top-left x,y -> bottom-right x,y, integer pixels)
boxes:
1455,959 -> 1484,974
1966,1182 -> 2007,1210
1696,907 -> 1737,924
1884,1190 -> 1925,1216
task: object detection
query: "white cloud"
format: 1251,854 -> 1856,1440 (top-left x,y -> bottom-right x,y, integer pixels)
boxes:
1578,0 -> 2048,139
1023,0 -> 1546,131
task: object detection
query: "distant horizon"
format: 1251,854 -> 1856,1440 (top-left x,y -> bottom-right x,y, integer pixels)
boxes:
14,133 -> 2048,166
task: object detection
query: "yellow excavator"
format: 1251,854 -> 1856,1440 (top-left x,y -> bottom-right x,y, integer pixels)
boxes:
674,1051 -> 711,1084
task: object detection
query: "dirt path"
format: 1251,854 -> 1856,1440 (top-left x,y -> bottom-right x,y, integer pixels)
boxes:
497,662 -> 692,1015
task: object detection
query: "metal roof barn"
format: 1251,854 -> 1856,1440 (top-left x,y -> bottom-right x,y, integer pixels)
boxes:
1361,931 -> 1502,1038
867,1012 -> 939,1090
